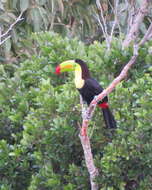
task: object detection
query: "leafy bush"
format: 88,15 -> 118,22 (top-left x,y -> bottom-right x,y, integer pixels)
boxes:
0,32 -> 152,189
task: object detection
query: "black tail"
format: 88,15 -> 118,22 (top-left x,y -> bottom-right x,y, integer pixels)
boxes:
101,108 -> 117,129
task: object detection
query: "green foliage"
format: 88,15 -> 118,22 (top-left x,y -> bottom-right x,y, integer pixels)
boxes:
0,0 -> 97,64
96,73 -> 152,189
1,0 -> 151,65
0,32 -> 152,189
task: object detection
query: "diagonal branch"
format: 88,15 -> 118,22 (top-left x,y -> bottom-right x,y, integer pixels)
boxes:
0,35 -> 11,46
0,12 -> 24,46
139,22 -> 152,45
90,51 -> 138,109
79,22 -> 152,190
87,13 -> 152,125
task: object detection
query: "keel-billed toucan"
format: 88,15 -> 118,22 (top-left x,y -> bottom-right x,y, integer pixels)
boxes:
55,59 -> 116,129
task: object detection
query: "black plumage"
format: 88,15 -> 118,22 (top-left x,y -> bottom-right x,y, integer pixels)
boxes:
75,59 -> 116,129
78,78 -> 108,105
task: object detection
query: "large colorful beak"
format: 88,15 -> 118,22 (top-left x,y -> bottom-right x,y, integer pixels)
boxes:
55,60 -> 76,75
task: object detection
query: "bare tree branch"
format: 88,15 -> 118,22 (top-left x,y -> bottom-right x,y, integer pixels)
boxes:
0,35 -> 11,46
126,0 -> 136,35
0,12 -> 24,46
109,0 -> 119,43
79,22 -> 152,190
139,22 -> 152,45
123,0 -> 150,48
79,134 -> 99,190
95,0 -> 121,50
95,0 -> 111,50
79,96 -> 99,190
90,50 -> 138,108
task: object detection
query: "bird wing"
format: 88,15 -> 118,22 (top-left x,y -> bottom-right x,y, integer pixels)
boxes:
85,78 -> 103,95
78,78 -> 108,105
84,78 -> 108,104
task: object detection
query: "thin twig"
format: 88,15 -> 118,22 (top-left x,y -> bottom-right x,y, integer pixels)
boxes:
139,22 -> 152,46
0,12 -> 24,46
0,35 -> 11,46
96,0 -> 111,50
1,12 -> 24,38
109,0 -> 119,43
94,14 -> 107,40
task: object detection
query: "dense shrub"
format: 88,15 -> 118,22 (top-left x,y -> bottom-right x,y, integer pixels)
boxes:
0,32 -> 152,189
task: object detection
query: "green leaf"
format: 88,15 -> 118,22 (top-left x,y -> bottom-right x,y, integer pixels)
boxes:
20,0 -> 29,12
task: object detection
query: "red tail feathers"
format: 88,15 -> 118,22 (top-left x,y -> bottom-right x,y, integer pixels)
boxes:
98,102 -> 109,109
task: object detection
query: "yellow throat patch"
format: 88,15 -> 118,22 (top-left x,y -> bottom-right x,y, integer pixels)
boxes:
74,65 -> 84,89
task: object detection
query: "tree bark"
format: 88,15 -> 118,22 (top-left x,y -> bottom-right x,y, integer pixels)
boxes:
123,0 -> 150,48
79,133 -> 99,190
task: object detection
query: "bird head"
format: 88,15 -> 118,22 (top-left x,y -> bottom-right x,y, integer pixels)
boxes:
55,59 -> 90,79
55,60 -> 78,75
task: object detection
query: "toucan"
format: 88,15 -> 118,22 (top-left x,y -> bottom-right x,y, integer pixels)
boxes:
55,59 -> 116,129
